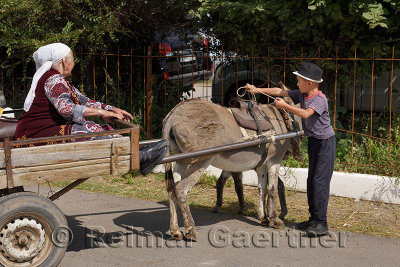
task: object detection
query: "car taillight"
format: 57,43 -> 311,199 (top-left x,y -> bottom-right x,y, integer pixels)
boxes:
159,42 -> 172,56
210,63 -> 213,72
164,70 -> 169,80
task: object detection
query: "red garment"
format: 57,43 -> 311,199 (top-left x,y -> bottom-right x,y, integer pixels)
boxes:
15,69 -> 75,140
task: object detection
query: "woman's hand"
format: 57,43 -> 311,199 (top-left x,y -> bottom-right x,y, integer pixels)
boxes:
86,107 -> 133,123
100,109 -> 124,123
112,107 -> 133,122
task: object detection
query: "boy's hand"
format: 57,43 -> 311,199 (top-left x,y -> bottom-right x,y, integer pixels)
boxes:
245,83 -> 256,93
274,98 -> 287,109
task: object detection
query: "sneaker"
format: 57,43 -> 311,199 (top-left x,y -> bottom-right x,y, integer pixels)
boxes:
296,219 -> 316,230
306,222 -> 329,237
139,140 -> 169,176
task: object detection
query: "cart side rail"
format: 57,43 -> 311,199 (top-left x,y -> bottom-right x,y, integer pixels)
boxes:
0,137 -> 133,189
0,119 -> 140,190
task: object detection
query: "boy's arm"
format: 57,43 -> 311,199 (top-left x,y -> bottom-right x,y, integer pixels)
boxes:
274,98 -> 315,119
245,84 -> 289,97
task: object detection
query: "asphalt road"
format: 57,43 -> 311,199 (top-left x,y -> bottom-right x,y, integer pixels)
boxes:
39,187 -> 400,267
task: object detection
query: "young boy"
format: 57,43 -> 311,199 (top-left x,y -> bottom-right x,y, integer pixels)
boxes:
245,62 -> 336,236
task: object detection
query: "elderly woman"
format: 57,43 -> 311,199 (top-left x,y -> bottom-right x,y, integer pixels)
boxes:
15,43 -> 168,175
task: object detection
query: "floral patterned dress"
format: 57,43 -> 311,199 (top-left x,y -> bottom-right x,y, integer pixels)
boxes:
15,68 -> 118,143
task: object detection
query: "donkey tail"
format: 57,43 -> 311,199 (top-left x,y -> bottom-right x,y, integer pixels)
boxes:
165,162 -> 176,195
162,115 -> 177,196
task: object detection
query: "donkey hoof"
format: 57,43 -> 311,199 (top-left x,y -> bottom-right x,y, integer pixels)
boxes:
185,229 -> 197,241
260,217 -> 269,225
171,231 -> 183,241
269,218 -> 284,229
237,207 -> 244,214
279,212 -> 287,221
212,205 -> 221,213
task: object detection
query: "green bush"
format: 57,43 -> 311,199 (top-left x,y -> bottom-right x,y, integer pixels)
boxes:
284,112 -> 400,178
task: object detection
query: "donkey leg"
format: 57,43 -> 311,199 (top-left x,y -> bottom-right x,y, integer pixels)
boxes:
169,193 -> 182,240
213,170 -> 232,213
255,167 -> 269,224
167,162 -> 189,240
173,162 -> 188,183
267,164 -> 284,228
278,177 -> 288,220
175,160 -> 211,240
232,172 -> 245,214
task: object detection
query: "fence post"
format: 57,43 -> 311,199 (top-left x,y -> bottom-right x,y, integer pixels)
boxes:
0,48 -> 3,93
146,45 -> 153,138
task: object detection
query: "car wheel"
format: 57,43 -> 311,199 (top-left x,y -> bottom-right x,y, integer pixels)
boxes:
223,80 -> 267,106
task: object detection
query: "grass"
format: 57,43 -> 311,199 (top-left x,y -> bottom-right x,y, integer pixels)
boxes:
51,171 -> 400,239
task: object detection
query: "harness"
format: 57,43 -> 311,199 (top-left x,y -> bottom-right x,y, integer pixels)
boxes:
237,82 -> 301,145
229,98 -> 283,169
230,83 -> 300,169
244,101 -> 269,168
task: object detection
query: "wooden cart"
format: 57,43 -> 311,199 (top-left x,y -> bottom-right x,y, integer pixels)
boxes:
0,109 -> 304,266
0,116 -> 140,267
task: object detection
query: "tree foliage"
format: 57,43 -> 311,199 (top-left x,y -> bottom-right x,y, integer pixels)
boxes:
193,0 -> 400,58
0,0 -> 196,115
0,0 -> 194,59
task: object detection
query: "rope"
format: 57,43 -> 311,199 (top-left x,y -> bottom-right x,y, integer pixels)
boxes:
237,86 -> 293,122
237,86 -> 277,101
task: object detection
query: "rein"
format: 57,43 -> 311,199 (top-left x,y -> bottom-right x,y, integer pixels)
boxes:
236,86 -> 294,123
235,84 -> 302,163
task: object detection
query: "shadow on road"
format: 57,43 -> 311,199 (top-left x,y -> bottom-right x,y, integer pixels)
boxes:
65,200 -> 295,252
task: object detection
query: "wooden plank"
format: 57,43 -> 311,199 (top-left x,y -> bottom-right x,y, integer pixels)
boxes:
11,158 -> 130,187
4,137 -> 13,188
0,170 -> 8,189
130,128 -> 140,171
111,142 -> 120,176
10,137 -> 130,168
0,149 -> 5,169
12,155 -> 130,174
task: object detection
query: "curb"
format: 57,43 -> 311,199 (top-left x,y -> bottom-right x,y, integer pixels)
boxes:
152,165 -> 400,204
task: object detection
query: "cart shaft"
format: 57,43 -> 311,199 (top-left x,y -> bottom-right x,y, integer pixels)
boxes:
160,130 -> 304,164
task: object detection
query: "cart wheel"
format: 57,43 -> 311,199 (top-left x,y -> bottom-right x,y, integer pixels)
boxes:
0,192 -> 69,267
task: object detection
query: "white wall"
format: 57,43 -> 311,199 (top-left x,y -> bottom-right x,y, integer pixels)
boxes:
153,165 -> 400,204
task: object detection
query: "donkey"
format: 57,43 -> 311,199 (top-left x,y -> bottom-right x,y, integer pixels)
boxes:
163,98 -> 301,240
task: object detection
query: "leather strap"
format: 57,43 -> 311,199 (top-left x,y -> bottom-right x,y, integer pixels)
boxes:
246,101 -> 262,135
254,135 -> 269,169
228,106 -> 269,169
246,101 -> 268,168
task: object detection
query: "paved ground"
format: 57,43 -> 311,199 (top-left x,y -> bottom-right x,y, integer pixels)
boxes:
45,81 -> 399,266
38,187 -> 400,267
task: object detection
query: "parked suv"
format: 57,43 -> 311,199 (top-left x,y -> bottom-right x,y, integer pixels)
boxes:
155,31 -> 213,87
212,58 -> 400,111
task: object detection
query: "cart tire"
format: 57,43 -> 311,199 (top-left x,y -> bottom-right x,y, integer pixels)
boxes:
0,192 -> 69,267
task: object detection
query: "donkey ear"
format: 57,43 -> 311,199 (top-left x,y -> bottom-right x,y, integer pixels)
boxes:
278,81 -> 290,91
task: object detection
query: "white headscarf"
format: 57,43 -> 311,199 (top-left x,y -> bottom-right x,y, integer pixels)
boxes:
24,43 -> 71,112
